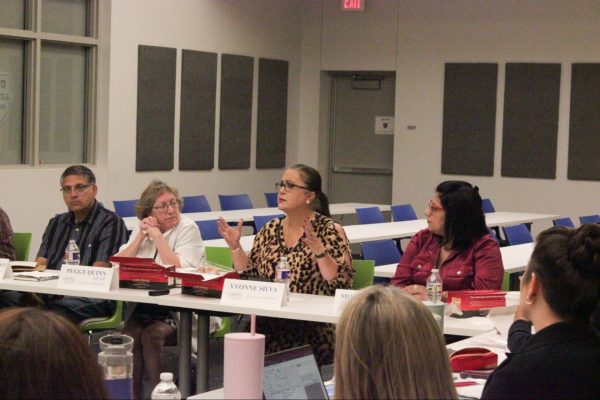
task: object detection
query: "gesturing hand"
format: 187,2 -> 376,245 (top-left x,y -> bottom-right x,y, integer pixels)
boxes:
301,218 -> 325,255
217,218 -> 243,249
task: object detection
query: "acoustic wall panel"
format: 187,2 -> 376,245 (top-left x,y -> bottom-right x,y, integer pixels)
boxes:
501,63 -> 561,179
218,54 -> 254,169
179,50 -> 217,170
441,63 -> 498,176
136,45 -> 176,171
256,58 -> 288,169
568,63 -> 600,181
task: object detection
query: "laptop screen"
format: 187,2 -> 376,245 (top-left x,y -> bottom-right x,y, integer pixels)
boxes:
263,345 -> 329,400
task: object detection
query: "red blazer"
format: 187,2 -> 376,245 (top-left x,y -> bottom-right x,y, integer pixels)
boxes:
391,229 -> 504,291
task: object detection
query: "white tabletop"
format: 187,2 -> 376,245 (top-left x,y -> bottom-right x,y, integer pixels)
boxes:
374,242 -> 534,278
205,212 -> 556,252
123,202 -> 391,230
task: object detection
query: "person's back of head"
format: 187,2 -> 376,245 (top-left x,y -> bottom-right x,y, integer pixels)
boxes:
0,307 -> 108,399
528,224 -> 600,322
334,285 -> 457,399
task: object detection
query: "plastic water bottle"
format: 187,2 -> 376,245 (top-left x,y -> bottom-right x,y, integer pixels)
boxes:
64,239 -> 80,265
151,372 -> 181,400
426,268 -> 443,303
274,256 -> 291,304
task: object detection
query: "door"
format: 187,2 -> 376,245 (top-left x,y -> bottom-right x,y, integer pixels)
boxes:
328,72 -> 395,205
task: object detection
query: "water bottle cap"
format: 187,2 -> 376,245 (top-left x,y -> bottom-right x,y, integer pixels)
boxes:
431,268 -> 439,273
280,256 -> 287,261
160,372 -> 173,381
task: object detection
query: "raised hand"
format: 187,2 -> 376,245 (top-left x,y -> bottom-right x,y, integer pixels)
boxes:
217,217 -> 243,249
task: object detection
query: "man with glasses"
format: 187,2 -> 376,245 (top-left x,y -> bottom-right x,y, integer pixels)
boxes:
35,165 -> 127,321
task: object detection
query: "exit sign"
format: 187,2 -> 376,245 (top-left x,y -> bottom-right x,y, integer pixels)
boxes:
341,0 -> 364,11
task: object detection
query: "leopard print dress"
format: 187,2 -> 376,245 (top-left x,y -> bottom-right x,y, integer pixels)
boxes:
241,213 -> 353,366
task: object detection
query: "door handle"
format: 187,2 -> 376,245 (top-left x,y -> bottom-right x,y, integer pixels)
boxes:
332,166 -> 392,175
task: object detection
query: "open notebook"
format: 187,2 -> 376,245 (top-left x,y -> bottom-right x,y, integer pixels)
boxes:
263,345 -> 329,400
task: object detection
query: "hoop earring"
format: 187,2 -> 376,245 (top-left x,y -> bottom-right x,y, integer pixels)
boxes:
524,297 -> 534,305
306,200 -> 311,204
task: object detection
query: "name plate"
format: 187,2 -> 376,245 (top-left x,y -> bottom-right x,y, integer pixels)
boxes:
58,264 -> 118,292
333,289 -> 359,314
0,258 -> 11,279
220,278 -> 285,309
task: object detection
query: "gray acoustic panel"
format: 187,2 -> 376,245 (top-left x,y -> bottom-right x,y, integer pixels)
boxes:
501,63 -> 561,179
179,50 -> 217,170
136,45 -> 176,171
256,58 -> 288,169
568,64 -> 600,181
441,63 -> 498,176
218,54 -> 254,169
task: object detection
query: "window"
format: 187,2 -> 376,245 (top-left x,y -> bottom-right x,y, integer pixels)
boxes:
0,0 -> 98,165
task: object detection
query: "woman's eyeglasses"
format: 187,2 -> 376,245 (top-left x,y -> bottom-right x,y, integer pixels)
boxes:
426,200 -> 444,214
152,199 -> 180,212
275,180 -> 310,192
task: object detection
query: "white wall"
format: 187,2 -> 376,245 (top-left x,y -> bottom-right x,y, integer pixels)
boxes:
5,0 -> 600,258
1,0 -> 305,258
302,0 -> 600,236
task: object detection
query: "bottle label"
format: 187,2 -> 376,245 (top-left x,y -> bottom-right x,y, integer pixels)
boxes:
65,250 -> 80,265
427,282 -> 443,303
275,269 -> 290,281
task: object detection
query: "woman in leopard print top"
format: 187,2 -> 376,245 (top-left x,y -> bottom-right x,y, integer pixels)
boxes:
218,164 -> 353,365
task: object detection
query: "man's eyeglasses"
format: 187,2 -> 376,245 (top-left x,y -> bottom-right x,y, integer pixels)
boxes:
426,200 -> 444,214
152,199 -> 180,212
275,180 -> 310,192
60,184 -> 92,194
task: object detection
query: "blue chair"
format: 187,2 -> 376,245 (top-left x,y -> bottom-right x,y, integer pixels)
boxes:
254,214 -> 284,232
481,198 -> 496,213
355,207 -> 385,224
195,220 -> 221,241
264,192 -> 278,208
391,204 -> 418,221
359,240 -> 402,266
579,215 -> 600,225
502,224 -> 533,246
113,199 -> 138,218
218,194 -> 254,210
553,217 -> 575,228
182,195 -> 211,213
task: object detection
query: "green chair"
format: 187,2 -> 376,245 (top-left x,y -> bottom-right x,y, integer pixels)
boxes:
205,246 -> 234,337
352,259 -> 375,290
12,232 -> 32,261
205,246 -> 233,270
79,300 -> 125,342
501,271 -> 510,291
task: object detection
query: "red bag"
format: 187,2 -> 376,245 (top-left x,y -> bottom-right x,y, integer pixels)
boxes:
449,347 -> 498,372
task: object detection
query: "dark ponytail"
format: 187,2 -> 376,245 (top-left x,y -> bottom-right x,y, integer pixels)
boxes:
290,164 -> 331,218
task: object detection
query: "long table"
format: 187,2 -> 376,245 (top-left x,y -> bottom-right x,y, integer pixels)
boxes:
204,212 -> 556,252
123,202 -> 391,231
374,242 -> 534,278
0,276 -> 517,396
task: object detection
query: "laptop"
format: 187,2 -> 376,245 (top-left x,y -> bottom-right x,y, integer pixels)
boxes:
263,345 -> 330,400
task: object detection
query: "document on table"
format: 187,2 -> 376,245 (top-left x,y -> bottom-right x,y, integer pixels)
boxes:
13,270 -> 61,282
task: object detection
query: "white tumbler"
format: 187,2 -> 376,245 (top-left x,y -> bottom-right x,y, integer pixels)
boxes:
223,332 -> 265,399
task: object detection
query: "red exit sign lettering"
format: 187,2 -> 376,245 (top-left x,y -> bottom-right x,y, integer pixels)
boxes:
341,0 -> 364,11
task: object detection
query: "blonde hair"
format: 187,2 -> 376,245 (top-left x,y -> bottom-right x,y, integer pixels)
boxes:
334,285 -> 457,400
135,179 -> 182,220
